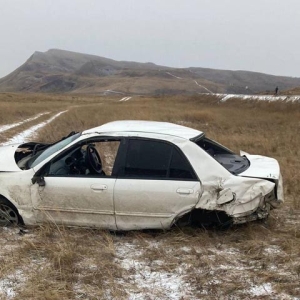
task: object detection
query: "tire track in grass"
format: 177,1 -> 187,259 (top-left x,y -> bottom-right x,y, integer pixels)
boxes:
1,111 -> 68,146
0,112 -> 50,133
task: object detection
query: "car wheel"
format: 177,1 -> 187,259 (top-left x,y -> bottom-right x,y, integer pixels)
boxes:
0,198 -> 20,227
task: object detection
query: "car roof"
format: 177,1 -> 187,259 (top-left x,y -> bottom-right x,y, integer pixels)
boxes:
82,120 -> 203,140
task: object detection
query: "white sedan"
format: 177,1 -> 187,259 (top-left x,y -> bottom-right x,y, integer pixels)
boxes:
0,120 -> 283,229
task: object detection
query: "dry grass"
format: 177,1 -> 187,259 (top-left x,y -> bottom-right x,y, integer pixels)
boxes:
0,93 -> 300,299
0,226 -> 126,299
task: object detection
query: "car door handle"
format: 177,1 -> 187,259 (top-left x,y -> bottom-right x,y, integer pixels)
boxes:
176,188 -> 194,195
91,184 -> 107,191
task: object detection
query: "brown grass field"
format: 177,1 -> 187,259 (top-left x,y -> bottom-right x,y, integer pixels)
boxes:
0,92 -> 300,299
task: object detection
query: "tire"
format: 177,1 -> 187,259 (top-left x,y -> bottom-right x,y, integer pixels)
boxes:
0,198 -> 20,227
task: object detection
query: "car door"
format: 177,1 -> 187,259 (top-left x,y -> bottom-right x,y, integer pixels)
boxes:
114,138 -> 201,230
31,138 -> 121,229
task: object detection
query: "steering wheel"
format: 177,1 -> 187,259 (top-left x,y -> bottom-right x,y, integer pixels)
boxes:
85,145 -> 103,174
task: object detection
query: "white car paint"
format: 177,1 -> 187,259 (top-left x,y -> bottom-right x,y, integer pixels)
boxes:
114,179 -> 201,230
33,177 -> 117,229
83,120 -> 202,140
239,152 -> 280,179
0,120 -> 284,229
0,145 -> 22,171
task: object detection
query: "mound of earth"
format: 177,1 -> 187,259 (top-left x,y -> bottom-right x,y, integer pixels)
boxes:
1,49 -> 300,95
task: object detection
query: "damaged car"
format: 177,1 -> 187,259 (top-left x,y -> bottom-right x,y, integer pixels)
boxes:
0,120 -> 283,229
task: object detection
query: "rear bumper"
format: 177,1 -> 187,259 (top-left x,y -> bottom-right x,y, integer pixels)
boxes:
232,202 -> 271,224
232,174 -> 283,225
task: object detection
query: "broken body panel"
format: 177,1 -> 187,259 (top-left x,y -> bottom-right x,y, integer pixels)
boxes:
0,120 -> 283,229
173,138 -> 283,224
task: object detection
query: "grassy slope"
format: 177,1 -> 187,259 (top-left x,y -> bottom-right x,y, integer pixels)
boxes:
2,49 -> 300,95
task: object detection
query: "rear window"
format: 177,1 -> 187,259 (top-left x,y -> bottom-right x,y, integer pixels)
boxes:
195,137 -> 250,175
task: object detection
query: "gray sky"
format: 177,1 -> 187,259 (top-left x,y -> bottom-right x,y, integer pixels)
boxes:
1,0 -> 300,78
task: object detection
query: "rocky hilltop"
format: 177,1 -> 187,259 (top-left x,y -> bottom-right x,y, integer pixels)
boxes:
1,49 -> 300,95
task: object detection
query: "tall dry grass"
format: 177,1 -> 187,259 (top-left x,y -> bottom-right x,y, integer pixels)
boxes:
0,93 -> 299,299
0,92 -> 116,125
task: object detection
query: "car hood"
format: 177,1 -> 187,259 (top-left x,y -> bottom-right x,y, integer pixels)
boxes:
238,151 -> 280,180
0,144 -> 22,171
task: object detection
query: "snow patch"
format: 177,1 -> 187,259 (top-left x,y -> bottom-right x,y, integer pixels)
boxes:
2,111 -> 67,145
194,81 -> 213,93
115,241 -> 192,299
0,112 -> 50,133
250,283 -> 273,296
264,245 -> 282,254
0,270 -> 26,299
166,72 -> 182,79
215,93 -> 300,103
104,90 -> 125,95
119,97 -> 132,102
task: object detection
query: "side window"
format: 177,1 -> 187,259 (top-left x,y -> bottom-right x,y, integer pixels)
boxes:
124,139 -> 172,178
94,141 -> 120,175
123,139 -> 197,180
169,148 -> 196,180
46,140 -> 120,177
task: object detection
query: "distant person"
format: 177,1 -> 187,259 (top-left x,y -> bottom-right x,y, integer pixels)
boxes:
275,86 -> 279,95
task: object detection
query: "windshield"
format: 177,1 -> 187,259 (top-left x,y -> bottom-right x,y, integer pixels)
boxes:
29,133 -> 81,168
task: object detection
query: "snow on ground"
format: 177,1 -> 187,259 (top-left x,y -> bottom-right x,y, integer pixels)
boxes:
194,81 -> 213,94
166,72 -> 182,79
1,110 -> 67,145
216,93 -> 300,102
0,228 -> 47,299
0,269 -> 25,299
0,102 -> 299,299
249,283 -> 273,297
119,97 -> 132,102
114,240 -> 194,300
104,90 -> 125,95
0,112 -> 50,133
1,225 -> 300,299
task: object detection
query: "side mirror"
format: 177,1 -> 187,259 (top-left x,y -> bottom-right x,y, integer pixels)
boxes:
31,176 -> 46,187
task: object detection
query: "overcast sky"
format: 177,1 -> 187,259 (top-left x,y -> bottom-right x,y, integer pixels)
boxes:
1,0 -> 300,78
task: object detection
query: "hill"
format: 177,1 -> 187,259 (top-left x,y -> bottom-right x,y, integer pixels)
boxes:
1,49 -> 300,95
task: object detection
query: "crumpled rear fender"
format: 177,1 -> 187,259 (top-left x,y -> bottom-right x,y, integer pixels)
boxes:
195,175 -> 277,219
